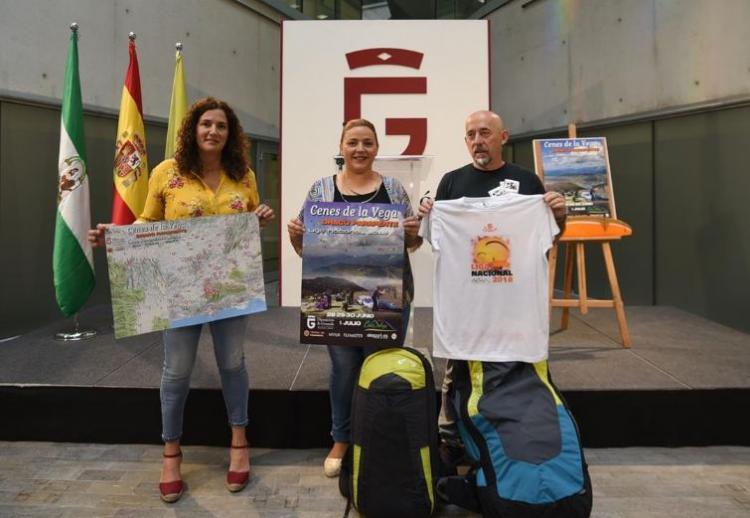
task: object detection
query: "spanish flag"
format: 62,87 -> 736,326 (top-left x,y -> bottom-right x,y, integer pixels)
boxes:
112,34 -> 148,224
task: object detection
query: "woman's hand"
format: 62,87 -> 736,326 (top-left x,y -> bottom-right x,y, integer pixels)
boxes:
287,218 -> 304,239
287,217 -> 304,256
87,223 -> 110,248
403,216 -> 423,250
254,204 -> 275,227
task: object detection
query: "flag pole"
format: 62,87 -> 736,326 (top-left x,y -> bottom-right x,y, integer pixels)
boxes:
54,22 -> 96,342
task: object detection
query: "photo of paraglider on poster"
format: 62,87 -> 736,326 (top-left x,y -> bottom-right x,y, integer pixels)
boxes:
300,201 -> 405,346
533,137 -> 616,218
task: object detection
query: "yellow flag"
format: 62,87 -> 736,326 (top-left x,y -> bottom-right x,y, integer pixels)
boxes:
165,45 -> 187,159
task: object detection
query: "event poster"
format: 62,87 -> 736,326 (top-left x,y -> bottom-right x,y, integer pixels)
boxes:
300,201 -> 405,346
533,137 -> 615,217
105,213 -> 266,339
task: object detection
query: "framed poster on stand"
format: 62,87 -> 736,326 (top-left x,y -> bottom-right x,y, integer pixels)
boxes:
534,132 -> 632,347
533,137 -> 616,219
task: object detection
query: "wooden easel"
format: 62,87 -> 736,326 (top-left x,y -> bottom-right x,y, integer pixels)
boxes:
547,124 -> 631,347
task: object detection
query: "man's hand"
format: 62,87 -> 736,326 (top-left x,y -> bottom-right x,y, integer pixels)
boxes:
417,197 -> 434,220
543,191 -> 566,222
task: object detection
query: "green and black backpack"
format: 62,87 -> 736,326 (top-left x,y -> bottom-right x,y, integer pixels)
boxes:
339,347 -> 439,518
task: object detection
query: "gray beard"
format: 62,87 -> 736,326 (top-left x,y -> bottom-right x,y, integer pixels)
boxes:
474,155 -> 491,167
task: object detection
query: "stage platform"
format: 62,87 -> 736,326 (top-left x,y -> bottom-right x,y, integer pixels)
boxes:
2,289 -> 748,449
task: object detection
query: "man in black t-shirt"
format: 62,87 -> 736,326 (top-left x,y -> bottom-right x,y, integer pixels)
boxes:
435,160 -> 544,199
426,110 -> 562,208
419,109 -> 566,237
418,110 -> 567,464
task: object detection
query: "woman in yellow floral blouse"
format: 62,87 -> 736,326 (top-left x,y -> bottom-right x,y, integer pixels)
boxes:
89,97 -> 274,503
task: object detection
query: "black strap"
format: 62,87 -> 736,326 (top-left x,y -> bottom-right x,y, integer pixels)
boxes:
342,496 -> 352,518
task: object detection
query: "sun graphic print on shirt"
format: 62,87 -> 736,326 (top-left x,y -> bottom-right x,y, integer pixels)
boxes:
471,232 -> 513,284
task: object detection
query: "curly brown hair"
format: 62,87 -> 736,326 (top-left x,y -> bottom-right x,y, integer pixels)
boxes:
174,97 -> 249,181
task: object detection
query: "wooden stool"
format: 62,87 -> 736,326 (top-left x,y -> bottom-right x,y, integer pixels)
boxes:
548,218 -> 632,347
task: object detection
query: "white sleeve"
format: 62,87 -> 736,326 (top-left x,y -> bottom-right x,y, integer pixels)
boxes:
419,210 -> 440,251
540,201 -> 560,252
418,212 -> 430,241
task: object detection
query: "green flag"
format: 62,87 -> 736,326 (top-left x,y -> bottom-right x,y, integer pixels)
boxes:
53,25 -> 95,316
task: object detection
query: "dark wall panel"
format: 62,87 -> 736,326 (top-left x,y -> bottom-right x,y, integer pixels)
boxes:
3,100 -> 747,336
1,102 -> 60,336
578,122 -> 654,305
510,123 -> 654,305
0,101 -> 166,337
655,107 -> 750,333
512,139 -> 534,171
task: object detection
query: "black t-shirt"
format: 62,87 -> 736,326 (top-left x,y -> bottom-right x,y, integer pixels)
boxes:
333,177 -> 391,204
435,162 -> 545,201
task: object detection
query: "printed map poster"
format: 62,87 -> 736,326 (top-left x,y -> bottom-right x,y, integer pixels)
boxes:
533,137 -> 616,218
301,201 -> 405,346
105,213 -> 266,339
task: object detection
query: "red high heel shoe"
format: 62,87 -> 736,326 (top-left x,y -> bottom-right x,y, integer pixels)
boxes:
226,443 -> 251,492
159,450 -> 184,503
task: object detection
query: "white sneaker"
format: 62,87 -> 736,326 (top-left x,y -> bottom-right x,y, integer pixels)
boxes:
323,457 -> 342,478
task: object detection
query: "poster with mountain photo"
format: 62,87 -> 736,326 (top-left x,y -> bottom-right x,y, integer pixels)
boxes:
533,137 -> 616,218
300,201 -> 405,346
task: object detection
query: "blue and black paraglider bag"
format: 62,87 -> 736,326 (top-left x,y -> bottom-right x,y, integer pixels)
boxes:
444,360 -> 592,517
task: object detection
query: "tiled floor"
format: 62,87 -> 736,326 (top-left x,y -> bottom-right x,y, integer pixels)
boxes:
0,442 -> 748,517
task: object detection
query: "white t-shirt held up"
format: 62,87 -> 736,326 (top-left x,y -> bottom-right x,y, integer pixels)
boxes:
421,194 -> 559,362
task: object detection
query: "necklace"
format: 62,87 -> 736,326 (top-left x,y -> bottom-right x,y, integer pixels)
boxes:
338,173 -> 381,203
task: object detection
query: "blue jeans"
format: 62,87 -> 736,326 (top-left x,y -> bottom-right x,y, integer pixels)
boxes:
327,305 -> 411,443
327,344 -> 376,443
160,315 -> 250,442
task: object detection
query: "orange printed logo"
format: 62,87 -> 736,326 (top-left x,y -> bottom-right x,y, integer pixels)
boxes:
482,222 -> 497,233
471,234 -> 513,283
473,236 -> 510,269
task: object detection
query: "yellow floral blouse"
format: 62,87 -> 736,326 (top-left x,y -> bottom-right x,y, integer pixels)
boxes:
139,158 -> 260,222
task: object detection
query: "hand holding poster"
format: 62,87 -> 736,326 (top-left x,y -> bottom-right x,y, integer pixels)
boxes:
105,212 -> 266,338
300,201 -> 405,346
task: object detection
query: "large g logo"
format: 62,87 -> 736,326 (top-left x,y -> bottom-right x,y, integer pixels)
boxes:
344,48 -> 427,155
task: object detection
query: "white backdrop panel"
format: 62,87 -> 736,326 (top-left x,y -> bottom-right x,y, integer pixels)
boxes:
281,20 -> 489,307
